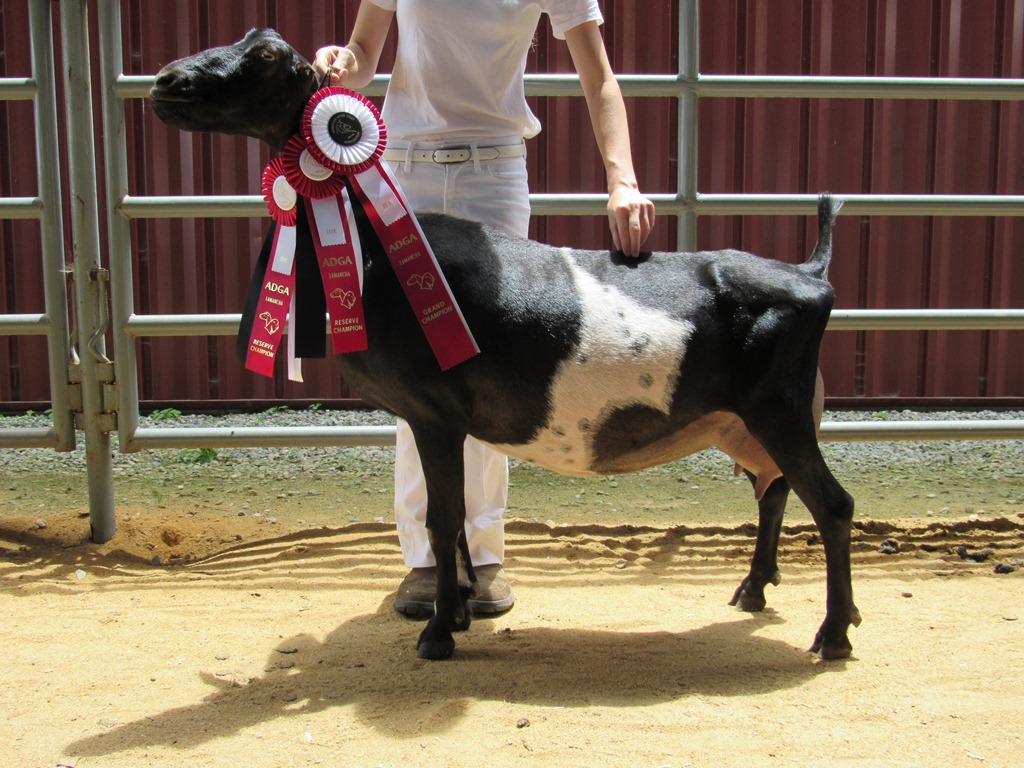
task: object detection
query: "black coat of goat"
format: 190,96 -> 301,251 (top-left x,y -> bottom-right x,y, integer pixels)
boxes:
150,28 -> 860,661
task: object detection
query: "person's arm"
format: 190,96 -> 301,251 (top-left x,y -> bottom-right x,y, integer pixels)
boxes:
312,2 -> 395,88
564,21 -> 655,256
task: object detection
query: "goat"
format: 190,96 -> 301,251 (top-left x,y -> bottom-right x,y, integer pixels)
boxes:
150,28 -> 860,661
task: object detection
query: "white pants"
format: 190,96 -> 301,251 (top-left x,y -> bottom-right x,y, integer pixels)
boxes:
387,140 -> 530,568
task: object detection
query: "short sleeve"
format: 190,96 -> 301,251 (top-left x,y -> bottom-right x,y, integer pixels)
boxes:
546,0 -> 604,40
366,0 -> 397,11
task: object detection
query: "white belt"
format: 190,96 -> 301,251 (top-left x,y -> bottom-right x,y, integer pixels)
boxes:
382,143 -> 526,164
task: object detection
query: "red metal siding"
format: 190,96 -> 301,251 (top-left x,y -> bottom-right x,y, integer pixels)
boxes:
0,5 -> 54,406
697,0 -> 1023,403
1,0 -> 1022,409
861,0 -> 940,400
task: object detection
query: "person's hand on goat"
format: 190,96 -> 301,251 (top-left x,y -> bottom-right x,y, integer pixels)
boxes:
608,184 -> 656,257
313,45 -> 357,85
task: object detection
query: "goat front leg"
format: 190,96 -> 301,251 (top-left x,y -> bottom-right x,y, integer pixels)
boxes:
414,430 -> 474,660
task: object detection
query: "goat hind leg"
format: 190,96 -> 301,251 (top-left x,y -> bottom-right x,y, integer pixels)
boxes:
730,474 -> 789,612
744,413 -> 860,658
788,453 -> 859,658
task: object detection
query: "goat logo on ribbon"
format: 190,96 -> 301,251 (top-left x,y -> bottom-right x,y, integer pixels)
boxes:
240,87 -> 479,381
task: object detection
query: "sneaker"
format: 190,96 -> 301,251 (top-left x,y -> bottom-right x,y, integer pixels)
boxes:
393,564 -> 515,617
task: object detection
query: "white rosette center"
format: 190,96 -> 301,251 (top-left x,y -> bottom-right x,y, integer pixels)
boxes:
272,175 -> 297,212
298,149 -> 334,182
308,93 -> 382,171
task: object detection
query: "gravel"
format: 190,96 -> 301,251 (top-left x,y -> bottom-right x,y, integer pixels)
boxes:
0,408 -> 1021,488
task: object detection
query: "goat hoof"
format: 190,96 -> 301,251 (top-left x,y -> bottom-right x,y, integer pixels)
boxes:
817,642 -> 853,660
416,639 -> 456,660
417,618 -> 456,660
729,577 -> 770,612
734,590 -> 767,612
809,623 -> 853,660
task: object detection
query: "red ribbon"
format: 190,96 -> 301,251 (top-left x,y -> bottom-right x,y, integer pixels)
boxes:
349,163 -> 479,370
305,190 -> 368,354
244,223 -> 297,377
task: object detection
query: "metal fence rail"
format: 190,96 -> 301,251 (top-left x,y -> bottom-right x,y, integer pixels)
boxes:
0,0 -> 75,453
2,0 -> 1022,542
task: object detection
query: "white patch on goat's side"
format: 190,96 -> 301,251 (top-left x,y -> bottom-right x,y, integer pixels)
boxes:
492,250 -> 694,473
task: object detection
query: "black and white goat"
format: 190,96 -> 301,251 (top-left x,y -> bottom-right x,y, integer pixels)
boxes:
150,28 -> 860,661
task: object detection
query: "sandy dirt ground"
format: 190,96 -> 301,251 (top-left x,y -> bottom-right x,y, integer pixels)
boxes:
2,507 -> 1023,768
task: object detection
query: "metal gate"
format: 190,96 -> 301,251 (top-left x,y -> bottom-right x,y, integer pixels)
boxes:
1,0 -> 1023,543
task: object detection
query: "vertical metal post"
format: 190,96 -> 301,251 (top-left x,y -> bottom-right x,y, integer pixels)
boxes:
97,0 -> 141,452
29,0 -> 75,452
677,0 -> 699,251
60,0 -> 116,543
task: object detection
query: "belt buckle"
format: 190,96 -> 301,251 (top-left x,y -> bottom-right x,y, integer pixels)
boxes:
432,148 -> 470,164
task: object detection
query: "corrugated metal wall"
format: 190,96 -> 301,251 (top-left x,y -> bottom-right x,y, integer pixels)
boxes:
1,0 -> 1021,410
1,2 -> 53,408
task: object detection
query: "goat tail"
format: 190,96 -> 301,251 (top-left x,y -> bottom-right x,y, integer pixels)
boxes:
804,193 -> 843,280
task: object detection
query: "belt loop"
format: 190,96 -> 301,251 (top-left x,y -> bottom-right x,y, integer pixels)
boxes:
403,144 -> 414,173
469,141 -> 481,172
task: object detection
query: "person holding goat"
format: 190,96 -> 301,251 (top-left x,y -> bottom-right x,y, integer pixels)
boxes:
314,0 -> 656,617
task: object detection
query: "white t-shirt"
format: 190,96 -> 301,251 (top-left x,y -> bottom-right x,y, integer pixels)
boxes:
367,0 -> 604,142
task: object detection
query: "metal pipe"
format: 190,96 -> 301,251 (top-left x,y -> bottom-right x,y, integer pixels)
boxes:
0,77 -> 36,100
126,419 -> 1024,450
697,74 -> 1024,101
0,198 -> 44,219
0,314 -> 50,335
0,428 -> 62,449
30,0 -> 75,453
118,308 -> 1024,339
97,0 -> 141,452
124,313 -> 241,337
60,0 -> 115,543
118,194 -> 266,219
117,192 -> 1024,220
695,193 -> 1024,216
113,73 -> 1024,102
820,420 -> 1024,441
677,0 -> 699,250
828,309 -> 1024,331
132,425 -> 398,449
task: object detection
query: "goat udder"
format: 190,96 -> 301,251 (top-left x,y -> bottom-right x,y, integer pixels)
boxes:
713,416 -> 782,501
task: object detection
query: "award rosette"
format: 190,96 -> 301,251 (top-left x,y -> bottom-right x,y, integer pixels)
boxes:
261,157 -> 299,226
239,86 -> 478,380
302,88 -> 386,175
303,87 -> 479,371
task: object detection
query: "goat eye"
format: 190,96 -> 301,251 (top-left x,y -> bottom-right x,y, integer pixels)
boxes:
258,49 -> 277,63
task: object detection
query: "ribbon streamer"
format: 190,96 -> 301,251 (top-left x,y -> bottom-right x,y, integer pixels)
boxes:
305,189 -> 368,354
243,222 -> 297,378
348,162 -> 480,370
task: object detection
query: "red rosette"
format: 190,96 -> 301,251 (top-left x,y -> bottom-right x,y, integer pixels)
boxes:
280,134 -> 346,200
260,158 -> 299,226
301,87 -> 387,175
